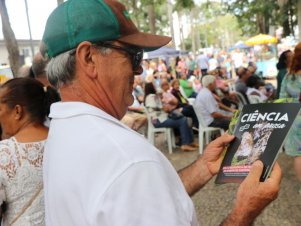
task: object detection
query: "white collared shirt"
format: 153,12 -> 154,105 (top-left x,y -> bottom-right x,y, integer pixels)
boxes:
44,102 -> 198,226
194,87 -> 219,126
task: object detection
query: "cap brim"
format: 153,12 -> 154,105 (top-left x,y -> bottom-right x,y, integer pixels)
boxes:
118,32 -> 172,52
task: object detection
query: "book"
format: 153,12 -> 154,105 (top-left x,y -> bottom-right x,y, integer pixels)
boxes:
215,103 -> 301,184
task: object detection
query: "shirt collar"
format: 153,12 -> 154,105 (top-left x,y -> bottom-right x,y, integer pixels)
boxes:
49,102 -> 128,129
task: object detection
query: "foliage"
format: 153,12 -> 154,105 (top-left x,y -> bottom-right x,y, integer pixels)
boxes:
174,0 -> 195,11
226,0 -> 298,37
119,0 -> 169,35
278,0 -> 298,37
226,0 -> 279,35
194,1 -> 243,49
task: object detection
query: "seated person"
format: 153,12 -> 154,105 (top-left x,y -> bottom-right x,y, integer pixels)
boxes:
235,66 -> 252,94
209,69 -> 238,109
179,73 -> 198,98
121,91 -> 147,132
161,79 -> 178,113
246,76 -> 268,102
235,66 -> 252,103
248,62 -> 259,76
195,75 -> 235,130
170,79 -> 199,128
133,75 -> 144,103
144,82 -> 197,152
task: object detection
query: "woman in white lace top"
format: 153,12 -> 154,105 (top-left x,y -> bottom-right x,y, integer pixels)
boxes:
0,78 -> 60,226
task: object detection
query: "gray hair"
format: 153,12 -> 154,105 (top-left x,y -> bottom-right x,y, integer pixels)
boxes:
46,50 -> 76,88
202,75 -> 216,88
40,42 -> 111,88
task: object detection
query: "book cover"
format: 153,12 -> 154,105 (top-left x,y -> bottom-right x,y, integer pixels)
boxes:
215,103 -> 301,184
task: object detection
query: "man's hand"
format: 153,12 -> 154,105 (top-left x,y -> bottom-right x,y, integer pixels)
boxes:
178,133 -> 234,196
202,133 -> 235,177
222,161 -> 282,226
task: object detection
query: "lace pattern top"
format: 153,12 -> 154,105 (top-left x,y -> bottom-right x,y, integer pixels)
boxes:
0,137 -> 45,226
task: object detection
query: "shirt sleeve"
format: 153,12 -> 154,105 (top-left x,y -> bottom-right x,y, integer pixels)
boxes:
95,162 -> 196,226
204,92 -> 218,114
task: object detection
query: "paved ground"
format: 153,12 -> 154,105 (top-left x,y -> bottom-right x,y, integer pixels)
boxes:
153,134 -> 301,226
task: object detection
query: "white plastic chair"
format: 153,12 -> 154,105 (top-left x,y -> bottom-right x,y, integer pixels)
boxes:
144,107 -> 175,154
179,86 -> 195,105
193,105 -> 224,154
234,91 -> 249,109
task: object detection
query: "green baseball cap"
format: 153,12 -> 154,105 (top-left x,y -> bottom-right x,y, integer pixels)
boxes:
42,0 -> 172,58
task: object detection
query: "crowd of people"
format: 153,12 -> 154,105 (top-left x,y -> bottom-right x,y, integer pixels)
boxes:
121,51 -> 276,143
2,0 -> 300,225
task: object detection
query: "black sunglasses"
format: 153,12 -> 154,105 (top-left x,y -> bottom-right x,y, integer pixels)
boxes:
95,42 -> 144,71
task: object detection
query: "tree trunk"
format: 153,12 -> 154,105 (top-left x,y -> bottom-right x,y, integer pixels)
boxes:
57,0 -> 64,5
147,4 -> 156,34
0,0 -> 20,77
178,12 -> 185,50
167,0 -> 175,48
256,13 -> 266,33
132,0 -> 140,29
195,24 -> 200,51
298,0 -> 301,40
190,10 -> 196,56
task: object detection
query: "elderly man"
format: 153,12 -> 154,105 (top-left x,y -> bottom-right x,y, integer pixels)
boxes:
194,75 -> 235,130
41,0 -> 281,225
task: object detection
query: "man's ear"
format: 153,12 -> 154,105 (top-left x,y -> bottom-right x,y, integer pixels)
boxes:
14,105 -> 23,120
76,41 -> 98,79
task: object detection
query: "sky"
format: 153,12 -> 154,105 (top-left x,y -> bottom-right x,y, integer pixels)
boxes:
0,0 -> 57,40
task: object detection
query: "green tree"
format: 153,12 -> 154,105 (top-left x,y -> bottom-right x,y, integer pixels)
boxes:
174,0 -> 195,50
120,0 -> 168,35
192,1 -> 242,50
277,0 -> 298,37
226,0 -> 279,35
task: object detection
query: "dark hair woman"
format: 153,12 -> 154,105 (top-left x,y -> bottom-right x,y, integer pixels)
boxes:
0,78 -> 60,225
279,43 -> 301,193
276,50 -> 292,98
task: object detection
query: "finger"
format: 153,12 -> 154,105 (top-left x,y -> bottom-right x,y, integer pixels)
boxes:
245,160 -> 264,184
214,133 -> 235,147
266,162 -> 282,183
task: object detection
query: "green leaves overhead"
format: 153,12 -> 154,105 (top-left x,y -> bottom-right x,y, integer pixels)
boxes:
226,0 -> 298,37
174,0 -> 195,11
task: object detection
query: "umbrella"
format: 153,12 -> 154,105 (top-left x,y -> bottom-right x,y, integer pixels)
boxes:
144,46 -> 186,59
245,34 -> 277,46
228,41 -> 251,51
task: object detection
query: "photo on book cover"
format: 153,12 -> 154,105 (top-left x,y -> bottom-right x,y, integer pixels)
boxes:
215,103 -> 301,184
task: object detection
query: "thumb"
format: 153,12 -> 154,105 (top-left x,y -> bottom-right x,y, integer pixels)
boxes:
245,160 -> 264,183
215,133 -> 235,147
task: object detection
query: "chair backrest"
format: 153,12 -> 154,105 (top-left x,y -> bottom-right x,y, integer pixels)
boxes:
192,104 -> 209,129
248,94 -> 262,104
234,91 -> 249,109
144,106 -> 156,130
235,91 -> 248,104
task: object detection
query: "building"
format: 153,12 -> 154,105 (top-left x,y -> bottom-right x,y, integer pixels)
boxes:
0,39 -> 40,66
